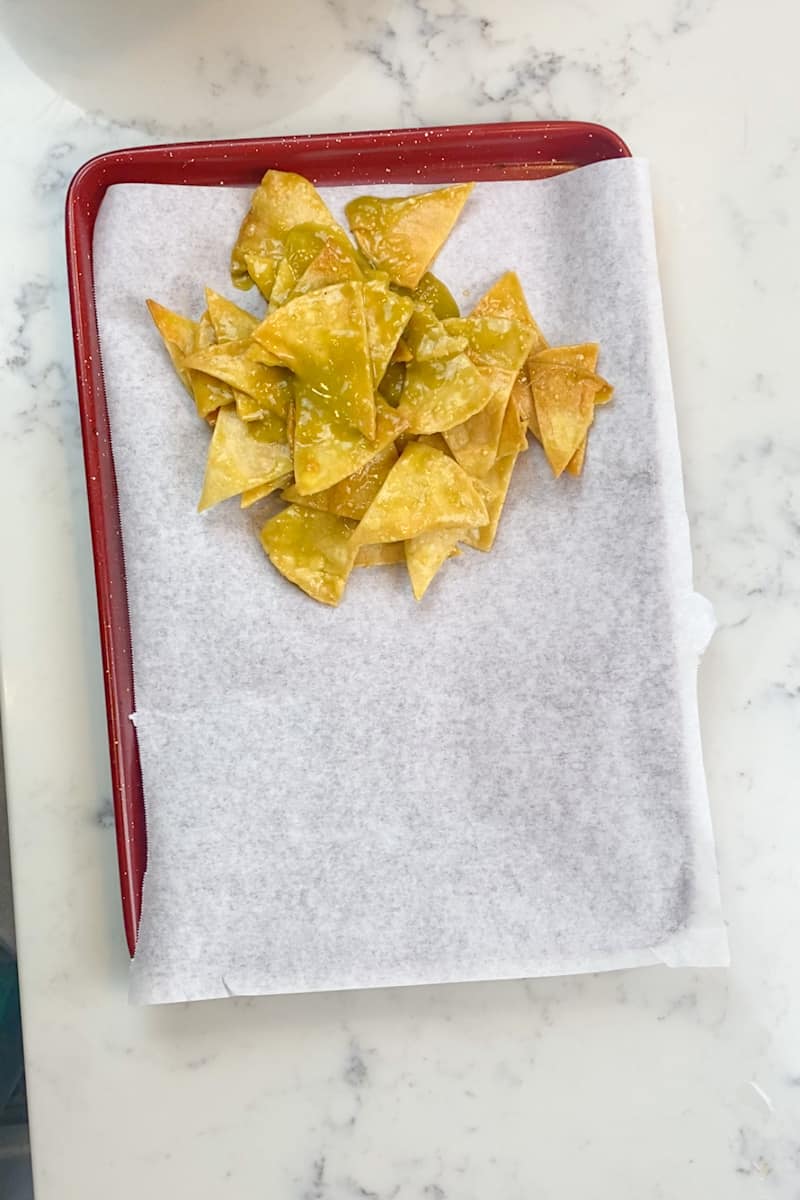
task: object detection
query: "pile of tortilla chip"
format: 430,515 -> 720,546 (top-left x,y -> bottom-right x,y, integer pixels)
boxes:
147,170 -> 613,606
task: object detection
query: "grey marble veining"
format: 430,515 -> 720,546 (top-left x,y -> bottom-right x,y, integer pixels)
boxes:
1,0 -> 799,1195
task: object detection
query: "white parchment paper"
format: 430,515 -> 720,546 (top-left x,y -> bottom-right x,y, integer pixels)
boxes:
92,160 -> 728,1005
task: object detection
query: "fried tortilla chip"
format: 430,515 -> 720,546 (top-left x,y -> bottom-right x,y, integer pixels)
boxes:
403,304 -> 468,361
146,299 -> 197,391
398,271 -> 460,320
293,394 -> 407,496
198,406 -> 292,511
188,311 -> 236,420
283,442 -> 398,520
529,361 -> 608,478
462,452 -> 519,552
400,352 -> 490,434
362,281 -> 414,387
535,344 -> 614,405
405,527 -> 464,600
230,170 -> 344,295
351,442 -> 488,546
260,506 -> 358,606
345,183 -> 474,289
288,235 -> 363,300
354,543 -> 406,567
472,271 -> 548,357
240,472 -> 293,509
512,364 -> 538,436
530,345 -> 613,476
442,314 -> 534,474
496,388 -> 528,461
184,340 -> 292,420
205,289 -> 260,342
253,281 -> 375,439
565,439 -> 587,477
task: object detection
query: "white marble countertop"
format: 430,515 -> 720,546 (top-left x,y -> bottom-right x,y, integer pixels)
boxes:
1,1 -> 798,1195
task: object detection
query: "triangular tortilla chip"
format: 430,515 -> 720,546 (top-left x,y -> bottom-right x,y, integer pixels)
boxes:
260,506 -> 358,606
192,372 -> 235,421
240,472 -> 293,508
204,289 -> 260,342
535,344 -> 614,404
283,442 -> 398,520
233,390 -> 287,429
345,183 -> 474,289
403,305 -> 468,361
351,442 -> 488,546
511,365 -> 538,435
230,170 -> 344,295
363,281 -> 414,386
397,271 -> 460,320
462,452 -> 519,551
198,406 -> 292,511
496,388 -> 528,461
442,315 -> 534,475
405,527 -> 464,600
269,223 -> 346,304
253,282 -> 375,439
565,438 -> 587,477
293,393 -> 407,496
471,271 -> 548,356
288,236 -> 363,300
184,340 -> 292,420
146,299 -> 204,396
400,353 -> 490,434
529,361 -> 608,478
355,543 -> 406,567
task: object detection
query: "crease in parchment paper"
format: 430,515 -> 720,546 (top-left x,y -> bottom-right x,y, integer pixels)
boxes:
92,159 -> 728,1005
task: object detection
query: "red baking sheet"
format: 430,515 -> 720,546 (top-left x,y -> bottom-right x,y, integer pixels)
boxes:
65,121 -> 631,955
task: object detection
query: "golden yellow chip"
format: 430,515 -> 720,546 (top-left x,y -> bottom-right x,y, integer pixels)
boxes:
442,314 -> 534,475
184,340 -> 292,420
354,543 -> 406,568
536,343 -> 598,372
241,252 -> 276,300
283,441 -> 398,520
363,281 -> 414,386
400,353 -> 490,435
230,170 -> 344,294
462,452 -> 519,552
204,289 -> 259,342
293,393 -> 406,496
288,235 -> 363,300
146,299 -> 198,392
529,362 -> 607,478
511,365 -> 538,435
240,473 -> 293,509
198,406 -> 292,512
403,305 -> 468,361
233,390 -> 287,428
253,281 -> 375,439
260,505 -> 358,606
405,527 -> 464,600
345,183 -> 474,289
399,271 -> 460,320
496,388 -> 528,461
189,311 -> 236,421
565,438 -> 587,477
351,442 -> 488,546
472,271 -> 548,356
535,344 -> 614,406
